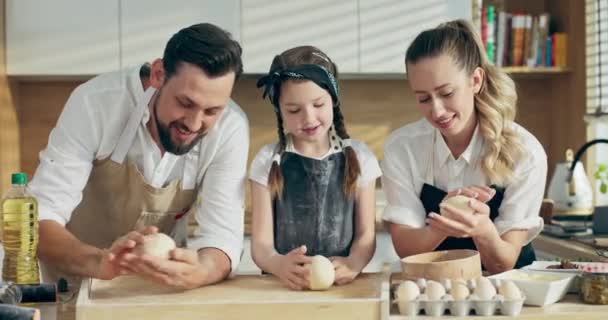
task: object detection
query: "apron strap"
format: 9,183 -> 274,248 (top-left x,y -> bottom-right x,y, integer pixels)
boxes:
111,87 -> 156,164
425,130 -> 437,185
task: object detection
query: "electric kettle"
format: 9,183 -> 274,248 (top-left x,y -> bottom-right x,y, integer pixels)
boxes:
548,149 -> 593,217
547,139 -> 608,217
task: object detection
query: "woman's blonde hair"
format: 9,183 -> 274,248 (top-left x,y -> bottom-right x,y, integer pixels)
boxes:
265,46 -> 361,198
405,19 -> 525,185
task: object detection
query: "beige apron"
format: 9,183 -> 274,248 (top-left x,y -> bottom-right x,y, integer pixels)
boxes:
42,87 -> 201,283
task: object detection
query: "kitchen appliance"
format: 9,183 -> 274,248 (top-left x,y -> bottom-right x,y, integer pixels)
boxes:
547,149 -> 594,218
545,139 -> 608,237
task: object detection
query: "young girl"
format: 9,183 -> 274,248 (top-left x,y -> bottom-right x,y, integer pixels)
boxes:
382,20 -> 547,273
250,46 -> 381,290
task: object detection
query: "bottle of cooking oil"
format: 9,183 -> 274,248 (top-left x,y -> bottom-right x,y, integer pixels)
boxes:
1,173 -> 40,284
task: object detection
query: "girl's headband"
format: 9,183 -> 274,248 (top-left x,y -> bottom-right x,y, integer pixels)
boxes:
256,63 -> 340,112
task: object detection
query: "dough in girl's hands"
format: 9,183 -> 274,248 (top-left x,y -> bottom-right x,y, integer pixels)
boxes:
136,233 -> 176,259
440,195 -> 475,216
309,255 -> 335,290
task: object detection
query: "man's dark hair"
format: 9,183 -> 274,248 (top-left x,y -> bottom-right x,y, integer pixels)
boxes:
163,23 -> 243,80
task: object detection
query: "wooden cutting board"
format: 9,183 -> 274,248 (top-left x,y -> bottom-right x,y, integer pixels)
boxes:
76,273 -> 389,320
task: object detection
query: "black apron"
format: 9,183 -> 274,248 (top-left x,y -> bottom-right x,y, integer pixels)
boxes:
420,183 -> 535,269
273,151 -> 354,257
421,131 -> 535,269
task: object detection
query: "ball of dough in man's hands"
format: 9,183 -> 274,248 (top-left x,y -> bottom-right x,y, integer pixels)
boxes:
440,195 -> 475,216
136,233 -> 176,259
309,255 -> 335,290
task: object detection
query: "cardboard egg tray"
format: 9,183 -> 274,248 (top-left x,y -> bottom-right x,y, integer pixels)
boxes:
392,278 -> 525,317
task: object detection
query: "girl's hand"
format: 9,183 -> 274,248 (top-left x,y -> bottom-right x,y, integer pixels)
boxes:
329,256 -> 361,285
272,245 -> 312,290
427,196 -> 495,239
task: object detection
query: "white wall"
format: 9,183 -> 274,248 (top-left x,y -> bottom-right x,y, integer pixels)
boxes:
595,122 -> 608,206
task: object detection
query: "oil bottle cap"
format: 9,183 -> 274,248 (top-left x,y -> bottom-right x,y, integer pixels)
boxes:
11,173 -> 27,185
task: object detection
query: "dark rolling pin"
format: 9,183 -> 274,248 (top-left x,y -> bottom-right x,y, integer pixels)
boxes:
16,283 -> 57,303
0,304 -> 40,320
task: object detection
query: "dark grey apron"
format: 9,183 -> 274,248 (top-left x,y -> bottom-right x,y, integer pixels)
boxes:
273,151 -> 354,257
420,131 -> 535,269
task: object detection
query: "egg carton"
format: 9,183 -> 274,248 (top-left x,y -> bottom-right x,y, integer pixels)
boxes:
392,278 -> 525,317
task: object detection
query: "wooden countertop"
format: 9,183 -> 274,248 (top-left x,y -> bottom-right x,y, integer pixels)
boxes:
40,292 -> 608,320
532,234 -> 608,262
41,273 -> 608,320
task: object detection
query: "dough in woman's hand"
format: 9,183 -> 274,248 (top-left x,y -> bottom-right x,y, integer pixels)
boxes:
440,195 -> 474,216
137,233 -> 176,259
309,255 -> 335,290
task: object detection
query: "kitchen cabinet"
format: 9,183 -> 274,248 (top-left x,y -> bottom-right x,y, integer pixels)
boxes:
241,0 -> 359,73
120,0 -> 241,69
5,0 -> 240,75
5,0 -> 120,75
359,0 -> 472,73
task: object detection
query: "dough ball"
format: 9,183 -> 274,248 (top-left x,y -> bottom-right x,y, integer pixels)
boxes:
309,255 -> 335,290
137,233 -> 176,259
440,195 -> 475,216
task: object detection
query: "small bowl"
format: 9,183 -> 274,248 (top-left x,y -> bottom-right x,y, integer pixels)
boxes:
489,270 -> 575,306
400,249 -> 482,282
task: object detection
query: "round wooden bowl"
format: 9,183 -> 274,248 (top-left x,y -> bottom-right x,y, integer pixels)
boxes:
400,249 -> 482,281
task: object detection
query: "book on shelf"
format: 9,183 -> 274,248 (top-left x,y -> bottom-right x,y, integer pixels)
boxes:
478,4 -> 567,70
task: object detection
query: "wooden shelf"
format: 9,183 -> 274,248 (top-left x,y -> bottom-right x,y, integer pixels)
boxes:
502,66 -> 571,74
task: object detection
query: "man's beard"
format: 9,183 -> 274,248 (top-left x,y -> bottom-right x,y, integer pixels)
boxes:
152,91 -> 206,155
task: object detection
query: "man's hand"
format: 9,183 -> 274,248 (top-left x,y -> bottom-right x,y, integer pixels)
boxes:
96,226 -> 157,280
122,248 -> 208,290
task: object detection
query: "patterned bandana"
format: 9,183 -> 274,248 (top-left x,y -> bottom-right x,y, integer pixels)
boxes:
256,63 -> 340,112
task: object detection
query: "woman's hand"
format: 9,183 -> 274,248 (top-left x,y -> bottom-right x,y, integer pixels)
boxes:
427,190 -> 496,239
444,185 -> 496,203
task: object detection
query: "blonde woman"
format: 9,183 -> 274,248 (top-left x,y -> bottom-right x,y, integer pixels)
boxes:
382,20 -> 547,273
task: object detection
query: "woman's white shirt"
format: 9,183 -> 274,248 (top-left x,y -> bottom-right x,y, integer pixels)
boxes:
381,119 -> 547,244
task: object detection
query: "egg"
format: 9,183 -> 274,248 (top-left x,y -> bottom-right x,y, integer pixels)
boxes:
473,277 -> 496,300
498,280 -> 522,300
440,195 -> 475,216
451,283 -> 470,300
395,280 -> 420,301
425,280 -> 446,300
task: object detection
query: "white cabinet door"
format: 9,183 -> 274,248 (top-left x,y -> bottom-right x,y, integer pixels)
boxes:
6,0 -> 120,75
120,0 -> 241,69
360,0 -> 472,73
241,0 -> 359,73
